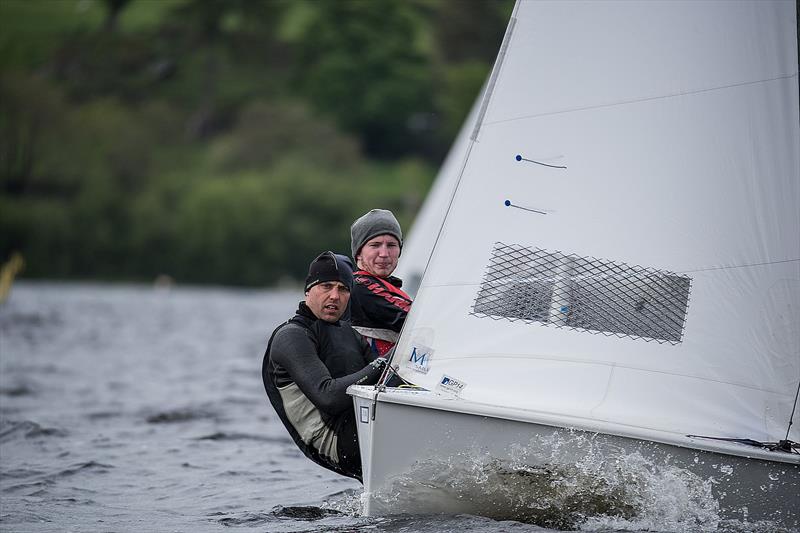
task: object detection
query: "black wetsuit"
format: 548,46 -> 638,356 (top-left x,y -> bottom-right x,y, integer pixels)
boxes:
261,302 -> 384,481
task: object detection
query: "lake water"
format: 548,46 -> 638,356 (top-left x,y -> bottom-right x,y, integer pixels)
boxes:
0,283 -> 794,533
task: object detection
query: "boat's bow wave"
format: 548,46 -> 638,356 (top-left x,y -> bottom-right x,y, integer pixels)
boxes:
369,430 -> 727,531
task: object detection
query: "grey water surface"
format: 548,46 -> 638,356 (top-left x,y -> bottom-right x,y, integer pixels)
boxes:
0,283 -> 552,533
0,283 -> 791,533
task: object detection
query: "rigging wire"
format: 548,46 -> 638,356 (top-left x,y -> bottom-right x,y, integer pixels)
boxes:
785,378 -> 800,442
687,435 -> 799,455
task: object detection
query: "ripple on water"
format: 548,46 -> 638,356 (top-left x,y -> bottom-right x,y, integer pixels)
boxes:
86,410 -> 125,421
0,310 -> 63,350
0,311 -> 59,332
214,511 -> 271,527
272,505 -> 346,520
0,468 -> 46,480
221,395 -> 261,406
192,431 -> 291,443
54,461 -> 114,478
3,463 -> 111,497
145,406 -> 219,424
0,420 -> 68,442
0,508 -> 54,524
0,383 -> 36,397
213,507 -> 348,528
2,477 -> 55,494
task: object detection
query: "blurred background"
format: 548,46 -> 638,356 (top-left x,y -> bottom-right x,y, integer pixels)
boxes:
0,0 -> 513,288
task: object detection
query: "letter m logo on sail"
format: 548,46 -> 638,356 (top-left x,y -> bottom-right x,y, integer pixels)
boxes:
408,344 -> 433,374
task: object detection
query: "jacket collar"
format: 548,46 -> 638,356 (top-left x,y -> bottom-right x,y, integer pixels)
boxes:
353,270 -> 404,289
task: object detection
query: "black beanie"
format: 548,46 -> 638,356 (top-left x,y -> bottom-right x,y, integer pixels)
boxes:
304,251 -> 354,292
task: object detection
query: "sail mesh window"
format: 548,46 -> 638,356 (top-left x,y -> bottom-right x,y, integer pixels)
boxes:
472,243 -> 691,343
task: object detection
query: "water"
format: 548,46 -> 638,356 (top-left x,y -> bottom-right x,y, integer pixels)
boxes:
0,283 -> 794,533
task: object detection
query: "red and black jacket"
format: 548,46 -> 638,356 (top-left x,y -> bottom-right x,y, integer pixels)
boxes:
349,270 -> 413,338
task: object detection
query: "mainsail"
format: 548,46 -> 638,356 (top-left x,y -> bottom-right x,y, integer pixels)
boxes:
393,0 -> 800,448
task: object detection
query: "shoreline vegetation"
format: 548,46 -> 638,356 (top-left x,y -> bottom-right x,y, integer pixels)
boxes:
0,0 -> 512,287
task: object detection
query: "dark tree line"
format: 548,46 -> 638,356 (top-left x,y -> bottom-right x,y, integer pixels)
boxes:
0,0 -> 512,286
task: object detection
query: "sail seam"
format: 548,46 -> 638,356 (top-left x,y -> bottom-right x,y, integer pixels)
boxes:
589,363 -> 616,417
481,72 -> 800,126
679,258 -> 800,274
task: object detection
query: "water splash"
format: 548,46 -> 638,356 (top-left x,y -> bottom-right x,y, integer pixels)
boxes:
321,488 -> 363,516
372,430 -> 723,531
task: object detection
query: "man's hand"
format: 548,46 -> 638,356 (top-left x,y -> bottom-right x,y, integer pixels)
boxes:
369,357 -> 388,371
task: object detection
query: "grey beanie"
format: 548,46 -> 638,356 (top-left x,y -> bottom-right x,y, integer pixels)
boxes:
350,209 -> 403,259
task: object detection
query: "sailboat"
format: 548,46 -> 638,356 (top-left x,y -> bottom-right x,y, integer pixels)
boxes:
348,0 -> 799,529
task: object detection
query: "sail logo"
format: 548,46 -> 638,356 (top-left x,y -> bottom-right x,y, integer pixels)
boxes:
408,344 -> 433,374
437,374 -> 466,396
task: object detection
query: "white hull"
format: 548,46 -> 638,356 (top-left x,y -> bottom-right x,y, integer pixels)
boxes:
349,386 -> 799,530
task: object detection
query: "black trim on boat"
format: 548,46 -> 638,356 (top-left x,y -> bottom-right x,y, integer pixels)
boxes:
687,435 -> 800,454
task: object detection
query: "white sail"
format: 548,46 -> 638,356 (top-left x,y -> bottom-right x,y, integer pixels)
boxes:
394,0 -> 800,449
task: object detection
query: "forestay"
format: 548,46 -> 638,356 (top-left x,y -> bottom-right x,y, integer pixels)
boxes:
393,0 -> 800,447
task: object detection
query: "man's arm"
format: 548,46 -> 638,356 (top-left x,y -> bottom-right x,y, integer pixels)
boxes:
270,325 -> 385,415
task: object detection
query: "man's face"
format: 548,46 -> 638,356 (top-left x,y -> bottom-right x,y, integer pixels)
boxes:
305,281 -> 350,323
356,235 -> 400,278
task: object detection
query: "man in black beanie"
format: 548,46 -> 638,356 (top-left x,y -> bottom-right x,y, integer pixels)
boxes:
261,251 -> 386,481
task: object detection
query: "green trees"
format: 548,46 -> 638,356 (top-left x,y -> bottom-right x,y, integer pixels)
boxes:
0,0 -> 511,287
291,1 -> 434,157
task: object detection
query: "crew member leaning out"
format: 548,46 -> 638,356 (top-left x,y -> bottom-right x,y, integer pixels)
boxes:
262,251 -> 386,481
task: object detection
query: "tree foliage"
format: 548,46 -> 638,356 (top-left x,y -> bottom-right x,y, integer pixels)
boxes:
292,0 -> 434,157
0,0 -> 512,286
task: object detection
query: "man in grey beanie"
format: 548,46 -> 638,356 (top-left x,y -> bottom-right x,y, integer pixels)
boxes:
349,209 -> 413,357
